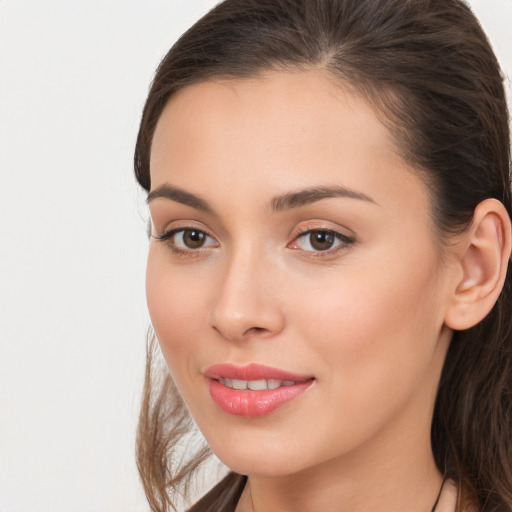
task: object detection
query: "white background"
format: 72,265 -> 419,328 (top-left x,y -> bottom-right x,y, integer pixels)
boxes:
0,1 -> 510,511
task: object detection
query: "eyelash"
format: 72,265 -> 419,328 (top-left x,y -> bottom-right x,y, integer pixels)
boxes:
154,226 -> 355,258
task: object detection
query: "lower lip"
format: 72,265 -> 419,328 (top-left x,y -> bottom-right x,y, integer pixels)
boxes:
208,379 -> 314,417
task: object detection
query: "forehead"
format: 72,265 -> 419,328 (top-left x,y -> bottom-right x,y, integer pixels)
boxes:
151,70 -> 387,150
152,71 -> 398,173
149,70 -> 430,223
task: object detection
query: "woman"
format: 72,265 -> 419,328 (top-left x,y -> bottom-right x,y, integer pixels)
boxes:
134,0 -> 512,510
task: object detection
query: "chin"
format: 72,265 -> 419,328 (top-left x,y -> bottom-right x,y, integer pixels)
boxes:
223,458 -> 303,478
208,438 -> 308,477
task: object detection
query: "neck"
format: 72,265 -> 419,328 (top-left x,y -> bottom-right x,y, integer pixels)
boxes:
241,458 -> 442,512
237,399 -> 444,512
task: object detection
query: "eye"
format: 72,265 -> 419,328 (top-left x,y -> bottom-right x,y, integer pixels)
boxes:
174,229 -> 213,249
289,229 -> 354,253
155,228 -> 218,252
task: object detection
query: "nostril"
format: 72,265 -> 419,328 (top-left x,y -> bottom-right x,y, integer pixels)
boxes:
211,323 -> 269,341
246,326 -> 266,336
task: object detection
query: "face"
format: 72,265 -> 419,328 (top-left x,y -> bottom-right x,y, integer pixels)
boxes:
146,70 -> 455,478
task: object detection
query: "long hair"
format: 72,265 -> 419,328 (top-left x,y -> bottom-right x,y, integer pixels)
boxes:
134,0 -> 512,510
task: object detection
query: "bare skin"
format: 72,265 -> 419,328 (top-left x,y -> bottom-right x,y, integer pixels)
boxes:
146,70 -> 509,511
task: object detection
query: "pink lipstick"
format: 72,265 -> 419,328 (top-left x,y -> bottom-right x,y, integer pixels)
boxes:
204,363 -> 314,417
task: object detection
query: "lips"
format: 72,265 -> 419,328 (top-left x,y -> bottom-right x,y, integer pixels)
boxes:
204,363 -> 315,417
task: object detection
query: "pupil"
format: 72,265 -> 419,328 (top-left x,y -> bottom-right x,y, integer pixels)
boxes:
184,230 -> 205,248
311,231 -> 334,250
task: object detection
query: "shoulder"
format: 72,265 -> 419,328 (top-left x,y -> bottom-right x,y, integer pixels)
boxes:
187,473 -> 247,512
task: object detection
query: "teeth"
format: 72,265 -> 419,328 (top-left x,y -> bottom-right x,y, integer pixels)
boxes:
267,379 -> 281,389
232,379 -> 248,390
218,378 -> 298,390
247,379 -> 267,391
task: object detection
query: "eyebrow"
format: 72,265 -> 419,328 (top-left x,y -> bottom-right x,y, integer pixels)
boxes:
146,184 -> 213,213
271,185 -> 377,211
146,183 -> 377,213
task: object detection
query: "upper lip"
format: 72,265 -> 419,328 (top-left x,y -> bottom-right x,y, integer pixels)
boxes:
203,363 -> 314,382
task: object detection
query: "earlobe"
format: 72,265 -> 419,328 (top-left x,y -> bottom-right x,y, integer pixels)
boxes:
445,199 -> 512,331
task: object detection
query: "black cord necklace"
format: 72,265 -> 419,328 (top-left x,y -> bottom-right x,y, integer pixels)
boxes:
431,476 -> 448,512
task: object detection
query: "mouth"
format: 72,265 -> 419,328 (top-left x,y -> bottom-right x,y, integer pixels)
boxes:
204,363 -> 315,417
217,378 -> 301,390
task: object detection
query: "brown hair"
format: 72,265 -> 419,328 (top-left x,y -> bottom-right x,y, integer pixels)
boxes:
134,0 -> 512,510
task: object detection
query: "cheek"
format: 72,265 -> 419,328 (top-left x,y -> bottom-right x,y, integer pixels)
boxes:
296,246 -> 445,389
283,252 -> 447,457
145,248 -> 209,375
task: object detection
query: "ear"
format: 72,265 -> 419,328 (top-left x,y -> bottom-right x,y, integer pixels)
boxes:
444,198 -> 512,331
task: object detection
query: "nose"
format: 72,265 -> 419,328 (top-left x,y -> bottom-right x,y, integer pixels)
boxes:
209,248 -> 285,342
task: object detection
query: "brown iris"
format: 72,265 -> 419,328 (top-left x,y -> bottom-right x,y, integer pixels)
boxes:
309,231 -> 336,251
182,229 -> 206,249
